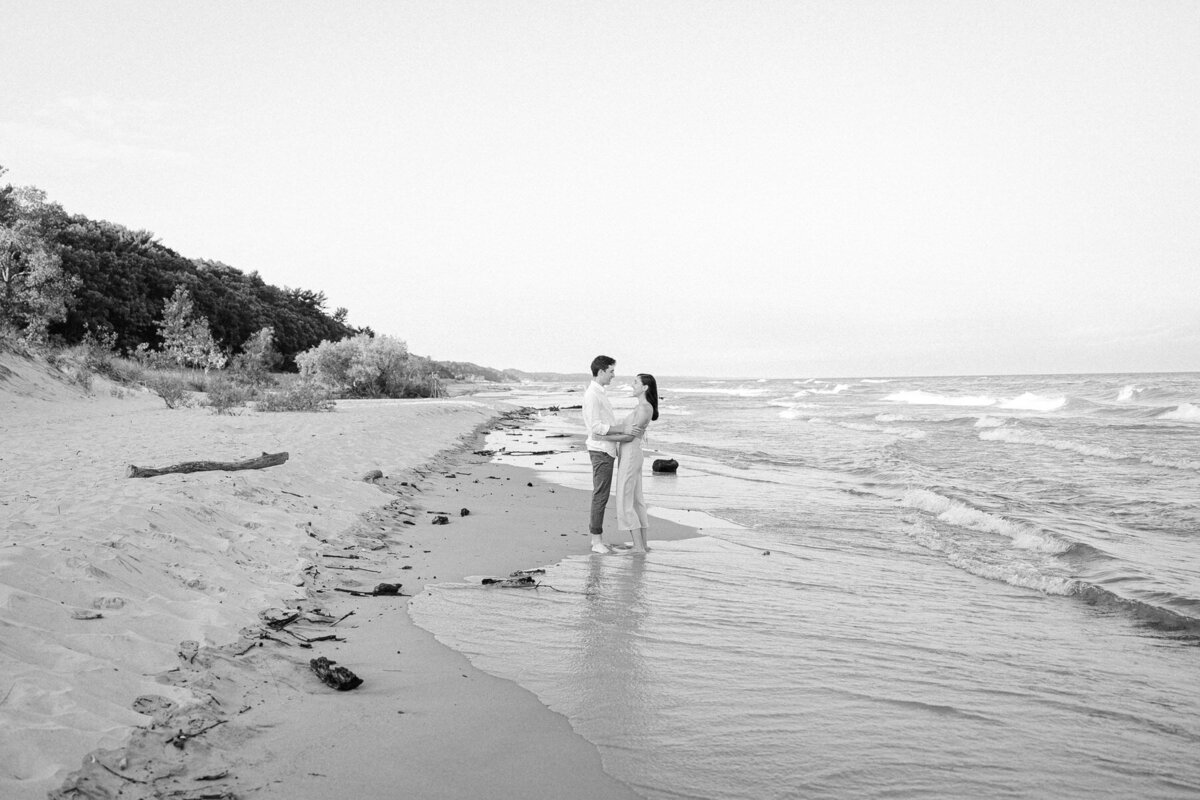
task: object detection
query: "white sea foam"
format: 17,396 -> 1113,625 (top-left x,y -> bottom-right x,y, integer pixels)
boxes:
861,378 -> 892,384
997,393 -> 1067,412
974,416 -> 1006,428
1117,384 -> 1145,402
810,383 -> 850,395
886,390 -> 996,407
662,404 -> 693,416
1160,403 -> 1200,422
905,520 -> 1076,594
945,554 -> 1079,596
1142,454 -> 1200,471
901,489 -> 1070,553
875,413 -> 908,422
777,405 -> 813,420
768,398 -> 817,410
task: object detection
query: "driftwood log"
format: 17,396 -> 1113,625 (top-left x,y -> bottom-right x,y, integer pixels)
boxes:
310,657 -> 363,691
481,575 -> 537,588
126,451 -> 289,478
333,583 -> 407,597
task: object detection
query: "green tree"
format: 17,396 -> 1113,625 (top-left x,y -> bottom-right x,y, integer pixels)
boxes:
53,217 -> 188,351
157,285 -> 226,370
0,184 -> 78,343
2,165 -> 360,363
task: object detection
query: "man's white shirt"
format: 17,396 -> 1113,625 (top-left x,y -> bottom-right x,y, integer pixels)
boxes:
583,380 -> 618,457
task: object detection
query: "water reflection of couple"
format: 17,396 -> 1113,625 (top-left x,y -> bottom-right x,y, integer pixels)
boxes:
582,354 -> 660,554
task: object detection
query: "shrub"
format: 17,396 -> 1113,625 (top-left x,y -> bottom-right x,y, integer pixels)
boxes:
145,374 -> 189,409
105,357 -> 146,386
295,333 -> 443,398
205,375 -> 249,414
184,371 -> 208,392
231,326 -> 280,388
77,327 -> 120,379
256,379 -> 336,412
0,322 -> 29,354
67,364 -> 93,393
42,348 -> 92,393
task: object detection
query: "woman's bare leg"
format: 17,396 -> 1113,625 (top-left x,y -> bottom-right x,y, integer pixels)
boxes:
631,527 -> 649,553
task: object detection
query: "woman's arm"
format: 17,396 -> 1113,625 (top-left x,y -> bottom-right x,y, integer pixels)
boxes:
628,406 -> 652,437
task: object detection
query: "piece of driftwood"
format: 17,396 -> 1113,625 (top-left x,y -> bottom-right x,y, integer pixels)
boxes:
265,611 -> 301,630
333,585 -> 408,597
126,451 -> 289,478
167,720 -> 226,749
482,575 -> 537,588
281,628 -> 343,646
310,657 -> 363,691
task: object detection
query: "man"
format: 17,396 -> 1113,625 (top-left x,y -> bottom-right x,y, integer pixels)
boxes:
582,355 -> 642,553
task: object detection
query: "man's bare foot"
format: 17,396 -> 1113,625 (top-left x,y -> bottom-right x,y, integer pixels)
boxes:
590,542 -> 612,554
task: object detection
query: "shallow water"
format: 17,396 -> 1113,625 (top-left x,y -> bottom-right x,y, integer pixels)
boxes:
414,373 -> 1200,799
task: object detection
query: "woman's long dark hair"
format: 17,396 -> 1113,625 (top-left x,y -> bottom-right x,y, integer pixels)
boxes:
638,373 -> 660,421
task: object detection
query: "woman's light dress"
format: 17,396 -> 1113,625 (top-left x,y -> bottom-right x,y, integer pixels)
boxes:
615,408 -> 649,531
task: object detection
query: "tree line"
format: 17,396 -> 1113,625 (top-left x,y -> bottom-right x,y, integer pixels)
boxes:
1,164 -> 361,370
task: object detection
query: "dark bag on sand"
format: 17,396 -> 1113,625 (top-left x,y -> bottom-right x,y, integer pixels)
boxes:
652,458 -> 679,473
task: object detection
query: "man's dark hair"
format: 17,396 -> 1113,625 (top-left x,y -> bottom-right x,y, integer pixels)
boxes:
590,355 -> 615,376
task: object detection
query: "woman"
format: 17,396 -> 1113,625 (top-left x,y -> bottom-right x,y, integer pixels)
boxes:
615,373 -> 659,553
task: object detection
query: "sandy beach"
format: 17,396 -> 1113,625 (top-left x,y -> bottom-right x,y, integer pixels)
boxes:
0,352 -> 696,800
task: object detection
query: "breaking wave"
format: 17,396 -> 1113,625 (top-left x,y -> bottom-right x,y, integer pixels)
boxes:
901,488 -> 1071,553
997,393 -> 1067,412
1159,403 -> 1200,422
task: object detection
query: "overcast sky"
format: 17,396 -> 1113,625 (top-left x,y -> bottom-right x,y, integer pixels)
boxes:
2,1 -> 1197,378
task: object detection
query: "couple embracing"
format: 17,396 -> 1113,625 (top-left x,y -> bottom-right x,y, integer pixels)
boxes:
582,355 -> 659,554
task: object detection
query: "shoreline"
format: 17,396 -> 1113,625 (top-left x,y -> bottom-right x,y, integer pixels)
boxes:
1,354 -> 699,800
235,434 -> 699,800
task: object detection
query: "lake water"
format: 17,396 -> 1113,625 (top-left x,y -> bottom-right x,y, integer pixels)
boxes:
412,372 -> 1200,799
